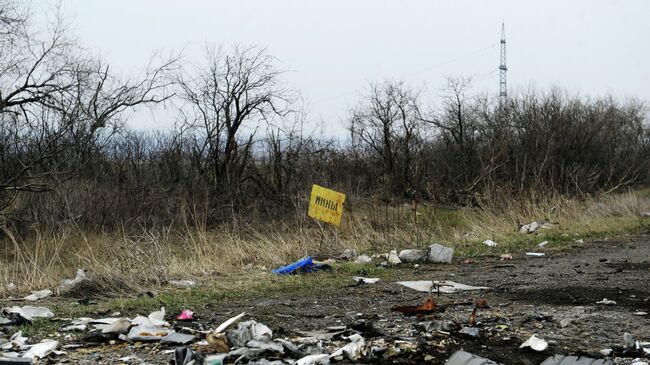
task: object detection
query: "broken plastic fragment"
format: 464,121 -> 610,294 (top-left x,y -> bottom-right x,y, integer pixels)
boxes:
58,269 -> 87,293
596,298 -> 617,305
354,255 -> 372,263
101,318 -> 131,334
21,339 -> 58,360
213,312 -> 246,333
148,307 -> 168,326
352,277 -> 379,284
296,354 -> 330,365
395,280 -> 489,293
330,334 -> 366,361
126,325 -> 172,341
483,240 -> 498,247
526,252 -> 546,257
4,306 -> 54,321
272,256 -> 324,275
387,250 -> 401,265
176,309 -> 194,321
519,334 -> 548,352
23,290 -> 52,302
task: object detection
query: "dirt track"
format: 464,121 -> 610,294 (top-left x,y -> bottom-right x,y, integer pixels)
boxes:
25,235 -> 650,364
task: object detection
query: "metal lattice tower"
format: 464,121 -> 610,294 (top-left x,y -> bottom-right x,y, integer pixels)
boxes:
499,23 -> 507,98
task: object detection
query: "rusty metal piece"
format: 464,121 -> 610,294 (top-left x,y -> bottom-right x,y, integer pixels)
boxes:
475,298 -> 489,309
468,307 -> 477,326
392,296 -> 437,315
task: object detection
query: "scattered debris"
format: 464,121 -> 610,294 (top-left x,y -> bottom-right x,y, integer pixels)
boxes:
352,277 -> 379,284
272,257 -> 323,274
176,309 -> 194,321
483,239 -> 498,247
540,355 -> 613,365
296,354 -> 330,365
387,250 -> 402,265
160,332 -> 196,345
22,290 -> 52,302
58,269 -> 87,293
428,243 -> 454,263
459,326 -> 480,338
395,280 -> 490,293
342,248 -> 358,261
519,334 -> 548,352
538,241 -> 549,248
169,280 -> 196,289
526,252 -> 546,257
354,255 -> 372,264
398,249 -> 427,262
520,221 -> 539,234
392,296 -> 436,316
126,325 -> 172,341
227,320 -> 272,347
21,339 -> 58,360
633,311 -> 648,316
640,211 -> 650,217
3,306 -> 54,322
445,350 -> 501,365
623,332 -> 636,350
330,334 -> 366,361
596,298 -> 617,305
500,254 -> 513,261
101,318 -> 131,334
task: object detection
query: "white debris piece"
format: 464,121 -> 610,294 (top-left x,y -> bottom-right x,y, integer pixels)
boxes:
538,241 -> 548,248
213,312 -> 246,334
428,244 -> 454,263
101,318 -> 132,334
297,354 -> 330,365
21,339 -> 59,359
520,221 -> 539,234
387,250 -> 402,265
23,289 -> 53,302
596,298 -> 617,305
4,306 -> 54,321
342,248 -> 358,261
330,334 -> 366,361
526,252 -> 546,257
148,307 -> 168,326
395,280 -> 489,294
0,331 -> 27,350
519,334 -> 548,352
228,320 -> 273,347
483,240 -> 498,247
126,325 -> 172,341
169,280 -> 196,289
354,255 -> 372,264
58,269 -> 87,293
352,277 -> 379,284
398,249 -> 428,262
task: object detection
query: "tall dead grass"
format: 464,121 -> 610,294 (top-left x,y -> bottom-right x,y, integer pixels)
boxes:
1,191 -> 649,298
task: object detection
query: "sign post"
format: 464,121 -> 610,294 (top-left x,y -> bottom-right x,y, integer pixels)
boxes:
308,184 -> 346,227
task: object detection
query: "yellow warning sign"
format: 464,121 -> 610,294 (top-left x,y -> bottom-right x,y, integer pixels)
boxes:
308,184 -> 346,227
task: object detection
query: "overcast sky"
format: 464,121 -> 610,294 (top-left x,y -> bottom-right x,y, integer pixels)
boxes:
36,0 -> 650,135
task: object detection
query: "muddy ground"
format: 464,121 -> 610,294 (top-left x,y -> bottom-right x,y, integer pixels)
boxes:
5,235 -> 650,364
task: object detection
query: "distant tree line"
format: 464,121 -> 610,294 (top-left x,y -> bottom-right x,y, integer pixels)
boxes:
1,1 -> 648,233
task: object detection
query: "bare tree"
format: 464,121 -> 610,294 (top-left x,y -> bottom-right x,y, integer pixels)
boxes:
349,80 -> 422,196
0,1 -> 177,214
175,45 -> 295,200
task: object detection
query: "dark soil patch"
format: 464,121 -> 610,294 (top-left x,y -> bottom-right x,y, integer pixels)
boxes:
510,286 -> 650,310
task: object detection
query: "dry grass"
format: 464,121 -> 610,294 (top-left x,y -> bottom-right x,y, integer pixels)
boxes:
1,190 -> 649,298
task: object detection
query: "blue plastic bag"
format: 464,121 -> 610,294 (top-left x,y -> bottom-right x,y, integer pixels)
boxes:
272,256 -> 322,275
